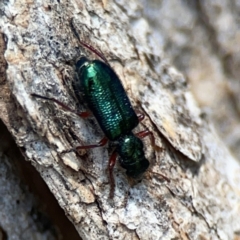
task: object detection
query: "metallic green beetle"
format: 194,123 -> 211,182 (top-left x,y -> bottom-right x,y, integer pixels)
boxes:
32,41 -> 152,197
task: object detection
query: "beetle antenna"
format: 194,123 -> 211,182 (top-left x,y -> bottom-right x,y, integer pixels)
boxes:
70,18 -> 110,65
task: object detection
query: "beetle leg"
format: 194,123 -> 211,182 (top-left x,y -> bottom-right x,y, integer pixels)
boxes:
61,137 -> 108,156
75,136 -> 108,150
136,114 -> 156,146
108,150 -> 118,198
136,129 -> 155,146
31,93 -> 90,118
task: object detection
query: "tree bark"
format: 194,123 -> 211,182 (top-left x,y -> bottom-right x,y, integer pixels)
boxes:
0,1 -> 240,240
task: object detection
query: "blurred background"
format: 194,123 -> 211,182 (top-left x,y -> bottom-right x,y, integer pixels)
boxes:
139,0 -> 240,161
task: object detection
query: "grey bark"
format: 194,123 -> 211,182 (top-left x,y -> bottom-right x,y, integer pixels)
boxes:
1,1 -> 240,240
0,120 -> 57,240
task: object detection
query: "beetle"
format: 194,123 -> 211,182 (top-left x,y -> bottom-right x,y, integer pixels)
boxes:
32,29 -> 153,197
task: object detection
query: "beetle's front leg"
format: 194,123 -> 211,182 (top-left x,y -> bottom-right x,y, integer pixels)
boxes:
31,93 -> 90,118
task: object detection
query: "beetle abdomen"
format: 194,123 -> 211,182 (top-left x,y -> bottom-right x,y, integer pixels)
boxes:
78,60 -> 138,140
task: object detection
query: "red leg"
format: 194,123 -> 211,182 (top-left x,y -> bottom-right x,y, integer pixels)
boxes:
76,137 -> 108,150
108,150 -> 118,198
136,113 -> 156,145
61,137 -> 108,154
31,93 -> 90,118
136,129 -> 155,146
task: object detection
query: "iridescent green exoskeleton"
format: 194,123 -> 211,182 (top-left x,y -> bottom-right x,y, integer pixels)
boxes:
75,57 -> 150,179
31,40 -> 152,197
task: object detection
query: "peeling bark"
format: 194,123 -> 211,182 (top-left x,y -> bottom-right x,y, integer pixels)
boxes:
0,1 -> 240,240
